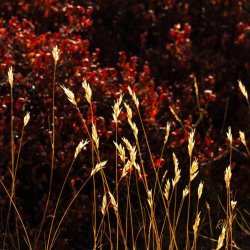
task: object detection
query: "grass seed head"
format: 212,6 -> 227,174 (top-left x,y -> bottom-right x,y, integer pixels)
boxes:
74,140 -> 89,159
8,66 -> 13,88
188,129 -> 195,158
238,80 -> 248,101
108,192 -> 118,212
24,112 -> 30,127
124,102 -> 133,121
122,137 -> 133,152
226,126 -> 232,146
198,181 -> 204,200
52,45 -> 60,63
92,123 -> 99,149
164,179 -> 171,201
61,86 -> 77,106
190,158 -> 199,182
164,122 -> 171,144
224,165 -> 232,189
147,189 -> 153,208
193,212 -> 201,236
182,185 -> 189,198
231,200 -> 237,211
239,130 -> 246,146
91,161 -> 107,176
127,86 -> 139,108
101,194 -> 107,215
216,225 -> 226,250
122,160 -> 133,178
82,79 -> 92,104
134,162 -> 141,176
114,142 -> 126,163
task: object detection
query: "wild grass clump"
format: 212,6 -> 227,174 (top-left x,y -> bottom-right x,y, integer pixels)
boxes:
0,48 -> 249,249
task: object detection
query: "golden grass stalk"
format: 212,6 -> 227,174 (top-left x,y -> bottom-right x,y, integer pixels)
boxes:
216,225 -> 226,250
192,212 -> 201,250
224,165 -> 232,249
47,139 -> 89,248
90,161 -> 107,176
169,106 -> 185,129
61,86 -> 77,106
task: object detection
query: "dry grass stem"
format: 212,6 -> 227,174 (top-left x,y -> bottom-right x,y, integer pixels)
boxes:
61,86 -> 77,106
193,212 -> 200,237
216,225 -> 226,250
169,106 -> 183,128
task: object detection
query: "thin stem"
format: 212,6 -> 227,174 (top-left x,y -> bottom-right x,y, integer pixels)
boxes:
34,61 -> 57,250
